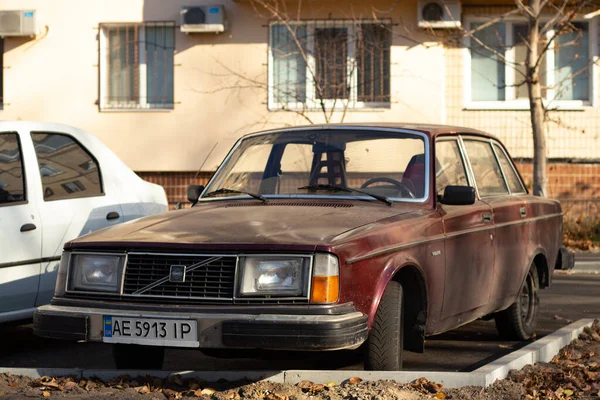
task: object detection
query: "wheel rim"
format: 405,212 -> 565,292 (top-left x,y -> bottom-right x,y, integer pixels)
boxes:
520,271 -> 537,326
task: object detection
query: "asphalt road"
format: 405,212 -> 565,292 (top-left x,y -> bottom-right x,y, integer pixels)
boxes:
0,271 -> 598,373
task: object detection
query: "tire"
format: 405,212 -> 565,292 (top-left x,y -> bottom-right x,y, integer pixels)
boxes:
495,264 -> 540,341
364,280 -> 404,371
112,344 -> 165,370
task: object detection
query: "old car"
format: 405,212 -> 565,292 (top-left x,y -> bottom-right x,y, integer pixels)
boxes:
34,124 -> 566,371
0,121 -> 168,325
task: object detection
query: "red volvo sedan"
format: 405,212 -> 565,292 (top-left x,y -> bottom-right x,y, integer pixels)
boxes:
34,124 -> 568,371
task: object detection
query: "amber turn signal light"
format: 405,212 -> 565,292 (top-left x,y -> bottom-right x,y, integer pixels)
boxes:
310,275 -> 339,304
310,253 -> 340,304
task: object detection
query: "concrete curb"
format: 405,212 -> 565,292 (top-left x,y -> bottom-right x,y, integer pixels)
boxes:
0,319 -> 595,389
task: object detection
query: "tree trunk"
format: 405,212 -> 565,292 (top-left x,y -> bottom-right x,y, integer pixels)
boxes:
527,0 -> 547,197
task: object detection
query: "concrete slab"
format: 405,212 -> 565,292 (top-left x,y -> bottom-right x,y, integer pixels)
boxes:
0,367 -> 82,379
474,318 -> 595,386
82,369 -> 285,383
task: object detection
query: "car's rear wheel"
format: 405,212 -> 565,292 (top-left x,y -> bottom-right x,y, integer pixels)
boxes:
364,280 -> 404,371
494,263 -> 540,340
112,344 -> 165,370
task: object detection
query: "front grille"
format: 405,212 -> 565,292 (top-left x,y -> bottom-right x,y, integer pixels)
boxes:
123,253 -> 237,301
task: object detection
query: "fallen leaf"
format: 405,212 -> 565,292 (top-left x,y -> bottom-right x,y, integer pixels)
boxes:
64,381 -> 77,391
296,381 -> 313,390
435,393 -> 447,399
325,381 -> 336,388
135,385 -> 150,394
310,384 -> 325,393
8,382 -> 18,387
42,391 -> 51,398
201,388 -> 216,396
347,377 -> 362,385
564,388 -> 574,396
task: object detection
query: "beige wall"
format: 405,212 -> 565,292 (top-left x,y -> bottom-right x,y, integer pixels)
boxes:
0,0 -> 445,172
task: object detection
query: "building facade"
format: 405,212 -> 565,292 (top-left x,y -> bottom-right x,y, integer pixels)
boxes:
0,0 -> 598,216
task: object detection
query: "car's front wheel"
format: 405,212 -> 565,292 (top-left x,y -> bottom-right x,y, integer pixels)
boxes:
112,344 -> 165,370
364,280 -> 404,371
494,263 -> 540,340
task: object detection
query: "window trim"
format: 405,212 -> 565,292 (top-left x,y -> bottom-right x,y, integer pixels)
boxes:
267,19 -> 392,111
0,131 -> 27,207
98,21 -> 176,112
462,16 -> 598,110
490,140 -> 527,195
434,136 -> 474,197
30,131 -> 105,202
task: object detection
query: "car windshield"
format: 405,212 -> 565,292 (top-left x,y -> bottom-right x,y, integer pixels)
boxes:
201,129 -> 428,202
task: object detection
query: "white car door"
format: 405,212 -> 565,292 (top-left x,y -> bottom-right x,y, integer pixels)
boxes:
0,131 -> 43,321
28,130 -> 125,306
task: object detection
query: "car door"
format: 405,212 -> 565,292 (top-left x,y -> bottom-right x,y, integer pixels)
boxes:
0,131 -> 42,317
29,131 -> 125,306
462,137 -> 527,309
435,137 -> 496,321
485,140 -> 530,303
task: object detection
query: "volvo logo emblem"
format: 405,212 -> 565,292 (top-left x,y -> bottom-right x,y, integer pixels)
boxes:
169,265 -> 187,283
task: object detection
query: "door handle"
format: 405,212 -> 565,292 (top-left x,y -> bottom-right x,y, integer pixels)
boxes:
520,207 -> 527,218
482,213 -> 492,223
20,223 -> 37,232
106,211 -> 120,220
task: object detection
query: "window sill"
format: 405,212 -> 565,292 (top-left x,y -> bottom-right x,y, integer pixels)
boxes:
99,107 -> 174,113
463,101 -> 592,111
268,103 -> 391,112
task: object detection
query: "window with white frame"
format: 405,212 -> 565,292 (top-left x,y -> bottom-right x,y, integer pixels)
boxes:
268,21 -> 391,110
100,22 -> 175,110
466,19 -> 595,109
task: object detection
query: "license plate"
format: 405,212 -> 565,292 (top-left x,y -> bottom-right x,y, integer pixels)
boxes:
102,316 -> 199,347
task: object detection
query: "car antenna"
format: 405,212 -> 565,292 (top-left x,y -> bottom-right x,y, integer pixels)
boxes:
175,141 -> 219,210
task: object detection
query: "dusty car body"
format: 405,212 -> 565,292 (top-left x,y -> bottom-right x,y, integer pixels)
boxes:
33,124 -> 565,370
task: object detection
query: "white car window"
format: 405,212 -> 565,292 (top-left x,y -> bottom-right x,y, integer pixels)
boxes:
0,132 -> 26,204
31,132 -> 103,201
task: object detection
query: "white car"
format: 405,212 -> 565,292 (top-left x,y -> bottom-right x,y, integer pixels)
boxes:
0,121 -> 168,324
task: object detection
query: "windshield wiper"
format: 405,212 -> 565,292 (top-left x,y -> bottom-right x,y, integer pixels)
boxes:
297,184 -> 392,206
203,188 -> 267,202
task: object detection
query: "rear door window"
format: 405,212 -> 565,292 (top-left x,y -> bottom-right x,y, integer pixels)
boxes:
493,142 -> 526,194
0,132 -> 26,204
463,139 -> 509,197
31,132 -> 103,201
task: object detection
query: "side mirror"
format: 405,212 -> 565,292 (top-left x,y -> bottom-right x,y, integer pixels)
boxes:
186,184 -> 205,205
440,185 -> 476,206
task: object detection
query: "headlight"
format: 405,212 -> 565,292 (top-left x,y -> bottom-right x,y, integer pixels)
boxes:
68,254 -> 125,293
239,256 -> 310,297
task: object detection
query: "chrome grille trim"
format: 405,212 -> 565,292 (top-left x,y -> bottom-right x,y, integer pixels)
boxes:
122,252 -> 237,301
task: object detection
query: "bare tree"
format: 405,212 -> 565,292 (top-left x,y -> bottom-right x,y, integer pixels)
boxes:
446,0 -> 599,196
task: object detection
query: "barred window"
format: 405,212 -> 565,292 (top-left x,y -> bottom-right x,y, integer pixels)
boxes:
100,22 -> 175,110
269,21 -> 391,109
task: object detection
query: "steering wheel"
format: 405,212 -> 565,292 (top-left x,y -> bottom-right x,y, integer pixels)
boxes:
360,177 -> 416,199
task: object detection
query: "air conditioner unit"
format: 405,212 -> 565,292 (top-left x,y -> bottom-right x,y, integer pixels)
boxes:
0,10 -> 38,37
180,5 -> 227,33
417,0 -> 461,29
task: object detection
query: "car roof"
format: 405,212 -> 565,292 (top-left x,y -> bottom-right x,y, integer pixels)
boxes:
241,123 -> 500,142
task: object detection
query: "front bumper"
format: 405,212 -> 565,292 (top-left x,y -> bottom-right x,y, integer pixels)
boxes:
33,304 -> 368,351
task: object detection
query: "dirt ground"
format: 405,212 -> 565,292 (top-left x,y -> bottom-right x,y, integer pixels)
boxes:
0,320 -> 598,400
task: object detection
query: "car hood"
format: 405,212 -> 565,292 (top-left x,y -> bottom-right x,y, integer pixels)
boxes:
67,200 -> 421,250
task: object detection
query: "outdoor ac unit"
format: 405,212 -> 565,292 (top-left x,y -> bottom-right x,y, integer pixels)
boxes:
417,0 -> 461,29
0,10 -> 38,37
180,5 -> 227,33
